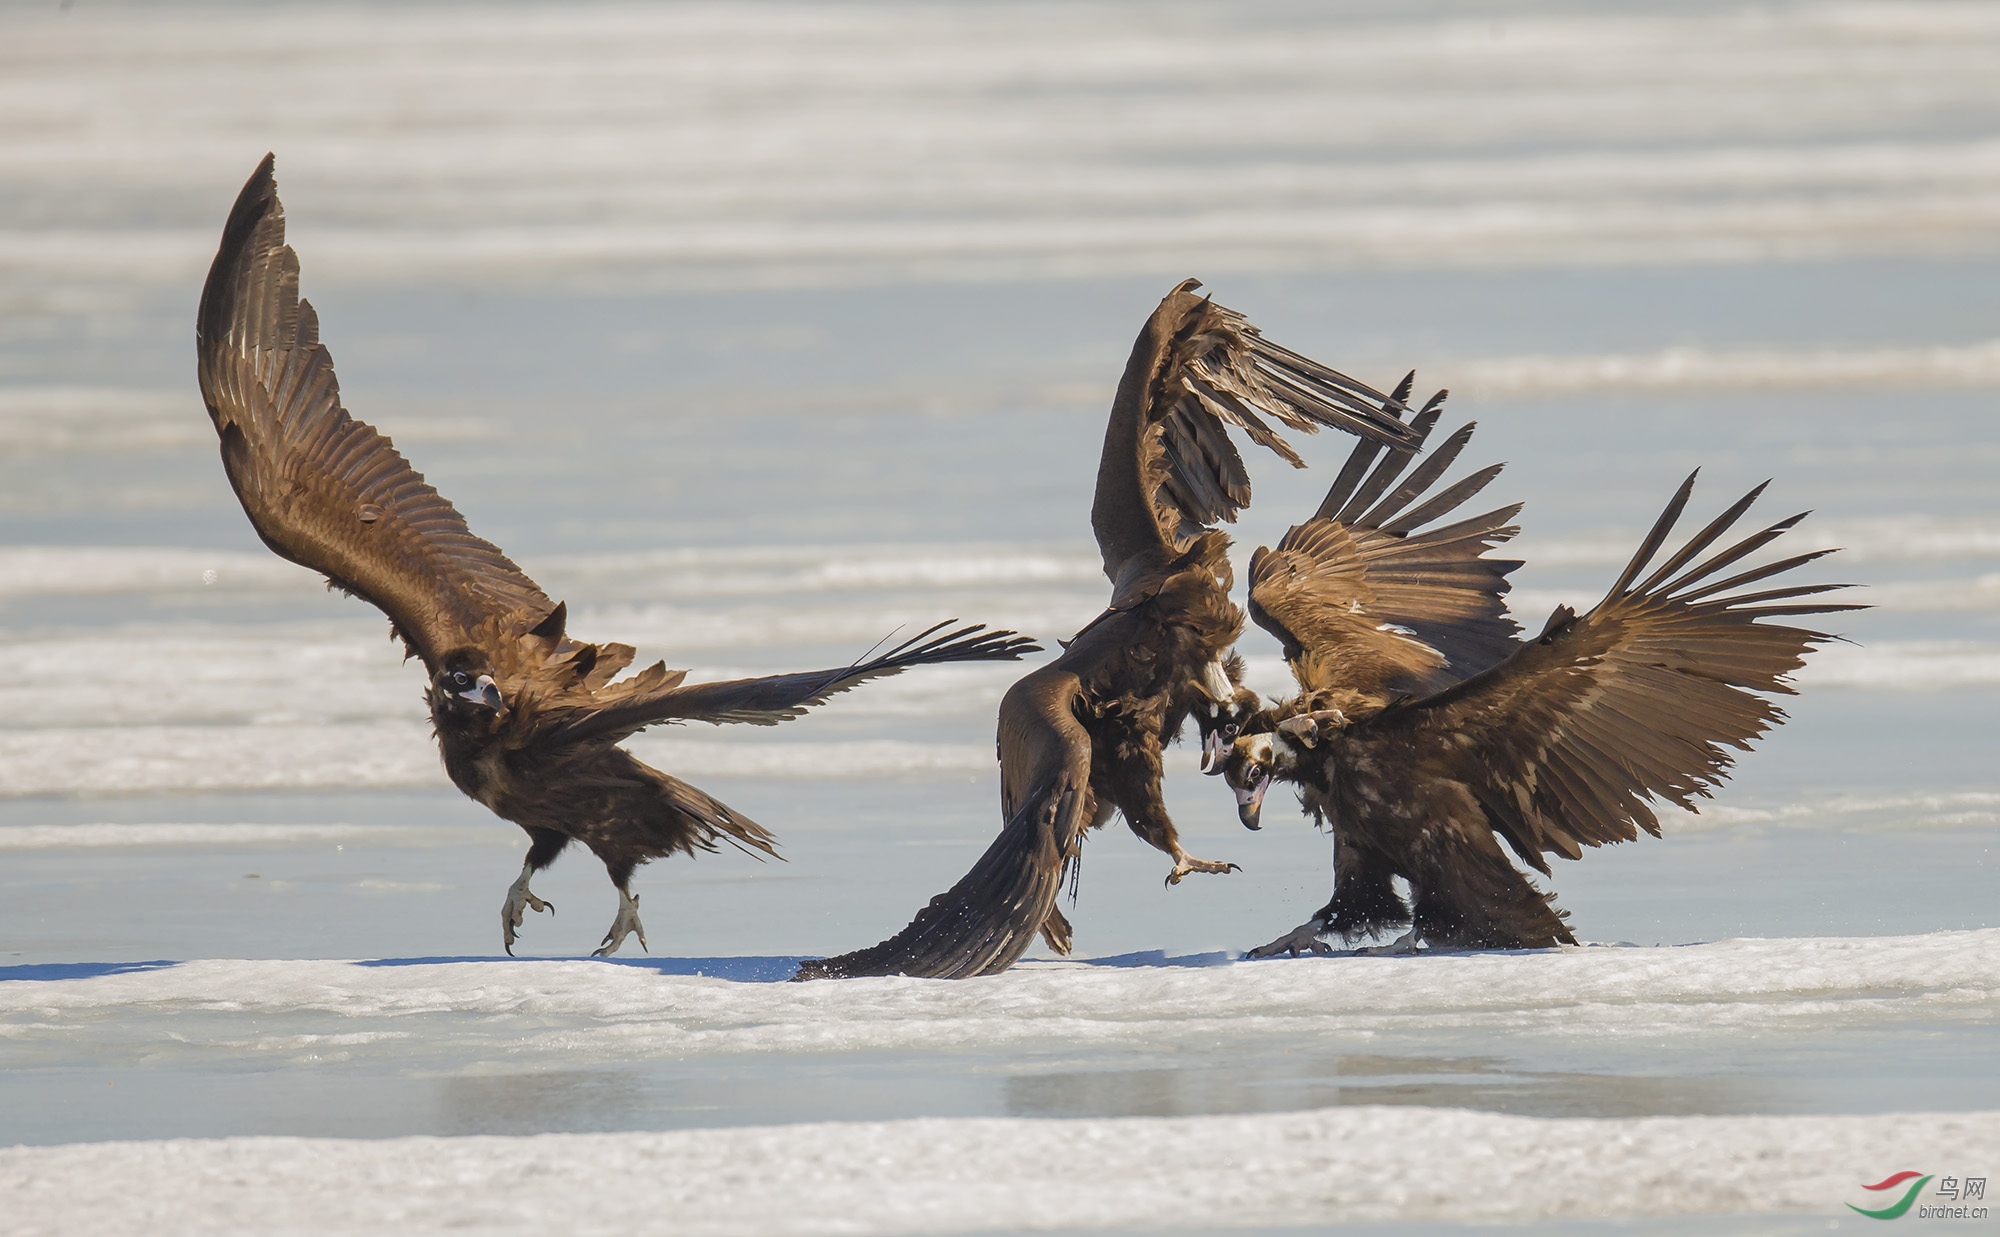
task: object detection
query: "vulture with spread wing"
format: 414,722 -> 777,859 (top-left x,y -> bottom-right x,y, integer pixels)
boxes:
798,280 -> 1421,979
1220,417 -> 1859,954
196,156 -> 1037,955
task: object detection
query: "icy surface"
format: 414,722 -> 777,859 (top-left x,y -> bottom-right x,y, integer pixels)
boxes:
8,930 -> 1997,1054
4,931 -> 1996,1153
5,1107 -> 1997,1235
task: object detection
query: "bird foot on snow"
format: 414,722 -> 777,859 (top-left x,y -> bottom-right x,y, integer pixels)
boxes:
1246,917 -> 1334,958
501,862 -> 555,956
1352,931 -> 1420,957
1165,854 -> 1241,886
592,890 -> 648,957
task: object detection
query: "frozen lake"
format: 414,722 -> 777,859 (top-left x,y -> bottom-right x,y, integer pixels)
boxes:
3,1 -> 1998,1232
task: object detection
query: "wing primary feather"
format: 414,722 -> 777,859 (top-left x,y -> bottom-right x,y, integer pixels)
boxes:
1313,439 -> 1390,522
1332,410 -> 1440,525
1360,416 -> 1470,528
1661,517 -> 1814,600
1627,482 -> 1771,599
1250,336 -> 1414,414
1606,470 -> 1699,599
1696,582 -> 1855,608
1379,463 -> 1507,538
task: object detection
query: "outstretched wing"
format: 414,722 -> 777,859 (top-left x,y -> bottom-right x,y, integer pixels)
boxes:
1248,399 -> 1523,700
1378,474 -> 1861,869
542,622 -> 1041,747
196,155 -> 555,671
795,668 -> 1094,980
1090,279 -> 1422,602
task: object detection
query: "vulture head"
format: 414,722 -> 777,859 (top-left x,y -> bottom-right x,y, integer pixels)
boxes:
1220,731 -> 1303,831
430,651 -> 505,723
1192,655 -> 1260,774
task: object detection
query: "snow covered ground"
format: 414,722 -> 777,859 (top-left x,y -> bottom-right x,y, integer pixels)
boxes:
3,933 -> 1997,1233
5,1107 -> 1997,1235
4,1 -> 1999,1231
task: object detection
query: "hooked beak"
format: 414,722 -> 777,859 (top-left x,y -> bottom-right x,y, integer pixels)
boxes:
1234,774 -> 1270,830
1201,728 -> 1229,774
457,674 -> 502,711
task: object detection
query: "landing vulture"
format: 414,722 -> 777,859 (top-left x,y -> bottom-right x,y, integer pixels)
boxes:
798,280 -> 1421,978
1220,418 -> 1859,953
196,156 -> 1037,955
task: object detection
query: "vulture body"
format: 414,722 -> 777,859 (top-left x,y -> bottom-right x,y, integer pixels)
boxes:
197,156 -> 1037,955
798,280 -> 1421,979
1221,416 -> 1860,954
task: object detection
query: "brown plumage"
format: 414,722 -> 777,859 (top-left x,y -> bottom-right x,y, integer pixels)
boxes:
1222,422 -> 1860,955
1245,397 -> 1523,716
797,280 -> 1421,979
196,156 -> 1038,955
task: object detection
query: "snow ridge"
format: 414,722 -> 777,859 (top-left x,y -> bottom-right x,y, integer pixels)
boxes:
1,1107 -> 1993,1234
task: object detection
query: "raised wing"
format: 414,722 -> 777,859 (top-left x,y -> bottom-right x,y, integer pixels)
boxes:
542,622 -> 1040,747
795,668 -> 1093,980
1090,279 -> 1422,599
196,155 -> 555,671
1248,398 -> 1523,702
1380,473 -> 1860,869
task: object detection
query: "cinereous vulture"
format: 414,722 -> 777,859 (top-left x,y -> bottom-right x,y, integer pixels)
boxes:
798,280 -> 1422,979
1220,411 -> 1859,955
196,156 -> 1038,955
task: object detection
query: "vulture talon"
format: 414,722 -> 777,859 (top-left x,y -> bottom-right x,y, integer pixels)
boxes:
593,890 -> 648,957
1165,855 -> 1241,886
1246,917 -> 1332,959
500,861 -> 554,954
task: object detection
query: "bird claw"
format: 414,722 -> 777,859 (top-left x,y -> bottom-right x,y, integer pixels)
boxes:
1276,709 -> 1347,749
1165,856 -> 1241,887
592,890 -> 648,957
1246,918 -> 1334,959
500,863 -> 555,955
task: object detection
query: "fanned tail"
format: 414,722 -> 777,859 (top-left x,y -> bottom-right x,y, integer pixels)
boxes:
796,784 -> 1079,981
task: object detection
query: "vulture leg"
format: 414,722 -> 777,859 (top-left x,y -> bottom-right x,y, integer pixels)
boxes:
593,889 -> 648,957
1103,744 -> 1240,886
1323,831 -> 1411,943
1406,825 -> 1573,950
1244,833 -> 1408,957
501,829 -> 567,955
592,855 -> 650,957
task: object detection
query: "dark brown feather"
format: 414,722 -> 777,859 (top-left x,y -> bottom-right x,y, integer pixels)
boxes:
1090,279 -> 1420,593
798,669 -> 1095,979
196,155 -> 555,673
1247,412 -> 1522,708
1232,476 -> 1860,952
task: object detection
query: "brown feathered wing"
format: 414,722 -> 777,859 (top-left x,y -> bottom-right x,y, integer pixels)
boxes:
540,622 -> 1040,747
1371,474 -> 1861,870
196,154 -> 556,672
796,667 -> 1093,979
1248,400 -> 1523,702
1090,279 -> 1422,609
